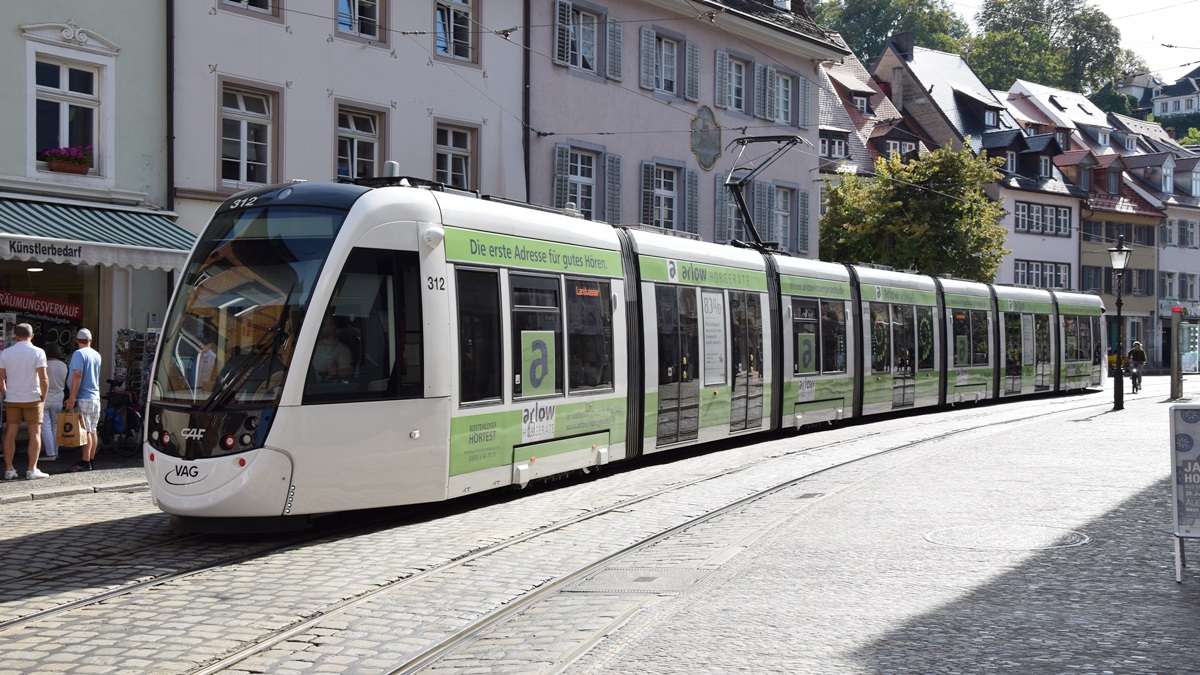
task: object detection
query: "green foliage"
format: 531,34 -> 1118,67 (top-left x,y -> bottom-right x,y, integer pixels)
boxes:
1089,82 -> 1136,116
810,0 -> 969,64
1179,128 -> 1200,146
1159,113 -> 1200,140
819,144 -> 1010,282
972,0 -> 1127,94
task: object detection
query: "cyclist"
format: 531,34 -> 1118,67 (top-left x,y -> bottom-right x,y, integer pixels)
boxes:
1128,340 -> 1147,393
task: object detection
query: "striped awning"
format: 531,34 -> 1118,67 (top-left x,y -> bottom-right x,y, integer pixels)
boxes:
0,198 -> 196,272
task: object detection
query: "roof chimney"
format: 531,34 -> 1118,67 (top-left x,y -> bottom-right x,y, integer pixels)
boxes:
891,66 -> 904,112
891,32 -> 915,62
1168,128 -> 1176,139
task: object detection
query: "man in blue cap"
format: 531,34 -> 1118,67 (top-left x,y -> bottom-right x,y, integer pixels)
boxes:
65,328 -> 101,472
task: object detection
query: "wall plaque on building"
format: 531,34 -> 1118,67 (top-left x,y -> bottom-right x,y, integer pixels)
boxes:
690,106 -> 721,171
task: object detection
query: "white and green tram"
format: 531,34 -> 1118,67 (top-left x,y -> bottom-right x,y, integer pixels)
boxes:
144,179 -> 1105,528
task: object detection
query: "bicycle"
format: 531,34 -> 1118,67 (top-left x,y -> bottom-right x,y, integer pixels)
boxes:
1129,361 -> 1144,394
98,378 -> 143,457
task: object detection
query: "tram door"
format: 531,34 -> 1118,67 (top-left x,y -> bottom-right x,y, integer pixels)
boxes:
1035,314 -> 1051,390
729,292 -> 764,431
656,286 -> 699,445
891,305 -> 916,407
1004,312 -> 1023,394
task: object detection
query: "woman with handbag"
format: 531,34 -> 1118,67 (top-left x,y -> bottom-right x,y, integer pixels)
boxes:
39,343 -> 69,461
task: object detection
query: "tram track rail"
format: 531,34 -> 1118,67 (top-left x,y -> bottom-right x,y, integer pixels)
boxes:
180,394 -> 1104,675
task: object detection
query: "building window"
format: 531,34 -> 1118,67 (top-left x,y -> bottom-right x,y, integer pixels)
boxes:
336,107 -> 378,180
1097,130 -> 1109,146
1193,173 -> 1200,197
772,185 -> 793,251
224,0 -> 271,11
221,87 -> 272,185
1174,100 -> 1181,111
1125,136 -> 1138,151
1039,155 -> 1051,178
728,58 -> 747,113
901,141 -> 915,154
337,0 -> 380,40
775,73 -> 793,124
654,36 -> 678,95
885,140 -> 900,156
1078,167 -> 1091,190
1082,266 -> 1103,292
435,124 -> 473,189
568,149 -> 597,220
1005,151 -> 1017,173
1057,206 -> 1070,235
1161,102 -> 1169,114
1163,271 -> 1177,299
1108,170 -> 1120,194
1162,220 -> 1177,246
821,136 -> 845,158
35,60 -> 99,169
1014,203 -> 1028,231
1029,204 -> 1043,233
1188,98 -> 1195,110
1081,219 -> 1103,242
1186,274 -> 1198,301
436,0 -> 473,61
1163,166 -> 1174,193
854,96 -> 868,115
652,165 -> 677,229
567,7 -> 597,72
1014,260 -> 1027,286
984,110 -> 997,127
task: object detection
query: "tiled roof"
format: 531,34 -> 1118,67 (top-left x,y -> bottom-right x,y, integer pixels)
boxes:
714,0 -> 849,52
1022,134 -> 1060,154
998,174 -> 1087,198
1159,64 -> 1200,97
1013,80 -> 1109,130
1110,113 -> 1194,156
1087,181 -> 1163,218
816,65 -> 874,174
1121,152 -> 1173,169
1178,156 -> 1200,171
1124,169 -> 1200,208
1094,153 -> 1124,169
902,46 -> 1019,152
1054,150 -> 1096,167
981,129 -> 1024,149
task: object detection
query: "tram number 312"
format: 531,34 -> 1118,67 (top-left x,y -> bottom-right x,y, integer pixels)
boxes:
427,276 -> 445,290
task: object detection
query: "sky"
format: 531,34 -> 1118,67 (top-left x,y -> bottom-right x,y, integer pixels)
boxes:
952,0 -> 1200,83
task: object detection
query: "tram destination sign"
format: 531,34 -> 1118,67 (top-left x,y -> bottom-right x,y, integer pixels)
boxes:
1172,404 -> 1200,538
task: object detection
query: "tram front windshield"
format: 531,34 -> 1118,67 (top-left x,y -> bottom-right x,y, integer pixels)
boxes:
152,205 -> 346,409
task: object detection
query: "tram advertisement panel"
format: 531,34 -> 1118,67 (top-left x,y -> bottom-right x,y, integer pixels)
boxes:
443,227 -> 622,277
1171,405 -> 1200,538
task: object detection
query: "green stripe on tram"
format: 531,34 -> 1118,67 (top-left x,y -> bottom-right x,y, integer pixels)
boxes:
443,227 -> 623,277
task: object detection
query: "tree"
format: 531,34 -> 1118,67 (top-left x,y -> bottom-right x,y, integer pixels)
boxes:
965,30 -> 1062,91
1180,128 -> 1200,146
973,0 -> 1129,94
1089,82 -> 1136,116
809,0 -> 969,64
820,144 -> 1009,282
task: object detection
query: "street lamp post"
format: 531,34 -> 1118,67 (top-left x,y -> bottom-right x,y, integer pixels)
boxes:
1109,235 -> 1131,411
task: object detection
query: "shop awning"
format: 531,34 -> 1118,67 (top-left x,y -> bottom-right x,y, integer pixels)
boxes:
0,198 -> 196,272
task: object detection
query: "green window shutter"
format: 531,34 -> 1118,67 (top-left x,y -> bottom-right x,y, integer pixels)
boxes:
798,190 -> 810,253
553,144 -> 570,209
641,161 -> 655,225
754,181 -> 771,242
686,169 -> 699,234
605,153 -> 622,224
798,76 -> 811,128
553,1 -> 572,66
765,66 -> 778,121
714,51 -> 728,109
754,63 -> 768,119
714,173 -> 729,244
639,27 -> 656,90
685,43 -> 699,102
606,17 -> 622,81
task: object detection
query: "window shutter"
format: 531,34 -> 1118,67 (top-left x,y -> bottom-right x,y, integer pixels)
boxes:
754,181 -> 771,242
797,190 -> 810,253
553,1 -> 572,66
1160,271 -> 1166,297
553,144 -> 570,209
686,169 -> 699,234
606,17 -> 622,81
715,51 -> 729,109
685,42 -> 699,102
779,190 -> 791,252
797,76 -> 811,127
604,153 -> 621,224
754,64 -> 768,119
639,27 -> 656,90
641,161 -> 655,225
714,173 -> 729,243
765,66 -> 778,121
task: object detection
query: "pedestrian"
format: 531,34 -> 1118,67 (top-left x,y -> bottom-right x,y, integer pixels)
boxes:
39,342 -> 69,462
64,328 -> 101,472
0,323 -> 49,480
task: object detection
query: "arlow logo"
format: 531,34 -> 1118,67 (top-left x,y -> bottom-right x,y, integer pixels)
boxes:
164,463 -> 205,486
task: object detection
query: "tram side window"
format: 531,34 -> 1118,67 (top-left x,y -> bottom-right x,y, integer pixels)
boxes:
1074,315 -> 1093,361
512,274 -> 563,398
302,248 -> 422,404
567,278 -> 613,392
870,302 -> 890,374
458,269 -> 501,404
971,310 -> 989,366
793,299 -> 819,375
1035,314 -> 1051,364
822,301 -> 848,374
915,306 -> 934,370
953,309 -> 989,367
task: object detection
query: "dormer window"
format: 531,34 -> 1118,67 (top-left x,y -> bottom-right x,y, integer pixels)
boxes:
1079,167 -> 1091,190
886,140 -> 900,156
853,96 -> 868,115
820,134 -> 846,158
1097,130 -> 1109,146
1163,166 -> 1174,193
1125,135 -> 1138,152
1108,170 -> 1120,194
1005,151 -> 1017,173
984,110 -> 997,127
1193,172 -> 1200,197
1039,155 -> 1051,178
1055,131 -> 1066,147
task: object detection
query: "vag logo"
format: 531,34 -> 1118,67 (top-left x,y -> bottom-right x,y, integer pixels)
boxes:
164,463 -> 204,486
181,428 -> 205,440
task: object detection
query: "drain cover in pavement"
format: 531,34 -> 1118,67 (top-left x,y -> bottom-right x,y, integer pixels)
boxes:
569,568 -> 710,594
924,525 -> 1091,550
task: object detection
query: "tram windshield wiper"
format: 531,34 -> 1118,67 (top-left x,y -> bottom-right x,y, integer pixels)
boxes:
201,285 -> 294,412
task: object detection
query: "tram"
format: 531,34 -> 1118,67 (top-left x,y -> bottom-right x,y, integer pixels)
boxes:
143,177 -> 1105,527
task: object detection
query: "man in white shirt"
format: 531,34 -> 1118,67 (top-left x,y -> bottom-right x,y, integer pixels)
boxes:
0,323 -> 49,480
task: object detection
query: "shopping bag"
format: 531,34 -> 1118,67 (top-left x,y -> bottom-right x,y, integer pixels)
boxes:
56,411 -> 85,447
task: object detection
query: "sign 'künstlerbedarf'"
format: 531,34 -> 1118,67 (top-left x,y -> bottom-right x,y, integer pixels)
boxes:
8,240 -> 83,258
